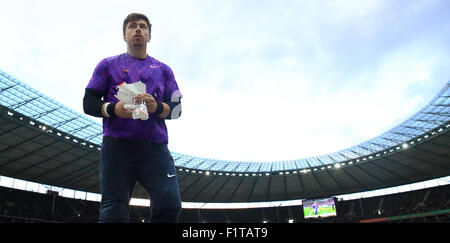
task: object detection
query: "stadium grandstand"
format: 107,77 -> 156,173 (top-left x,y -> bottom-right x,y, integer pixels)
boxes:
0,69 -> 449,223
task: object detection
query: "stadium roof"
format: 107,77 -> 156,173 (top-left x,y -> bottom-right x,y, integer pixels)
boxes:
0,69 -> 449,202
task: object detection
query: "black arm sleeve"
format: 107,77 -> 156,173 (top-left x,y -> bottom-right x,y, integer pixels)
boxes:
83,88 -> 106,118
163,99 -> 182,120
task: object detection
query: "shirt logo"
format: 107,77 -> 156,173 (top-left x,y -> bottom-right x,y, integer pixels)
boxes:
150,64 -> 159,69
167,173 -> 176,178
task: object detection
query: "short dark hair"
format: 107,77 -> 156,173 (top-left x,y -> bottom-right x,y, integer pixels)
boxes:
123,13 -> 152,35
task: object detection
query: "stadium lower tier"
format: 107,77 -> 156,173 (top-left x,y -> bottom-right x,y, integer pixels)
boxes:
0,184 -> 449,223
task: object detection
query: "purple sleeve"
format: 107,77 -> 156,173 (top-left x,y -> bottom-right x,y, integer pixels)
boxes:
86,58 -> 109,94
163,65 -> 182,102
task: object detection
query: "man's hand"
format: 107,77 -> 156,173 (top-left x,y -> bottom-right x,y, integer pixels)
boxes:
136,93 -> 171,118
136,93 -> 157,113
114,101 -> 133,118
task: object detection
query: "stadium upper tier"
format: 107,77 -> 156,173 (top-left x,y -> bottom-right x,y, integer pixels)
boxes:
1,69 -> 449,173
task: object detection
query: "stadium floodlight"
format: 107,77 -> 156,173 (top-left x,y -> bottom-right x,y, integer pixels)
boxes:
288,219 -> 294,223
205,171 -> 210,176
402,143 -> 408,149
334,163 -> 341,169
262,220 -> 268,223
7,111 -> 13,116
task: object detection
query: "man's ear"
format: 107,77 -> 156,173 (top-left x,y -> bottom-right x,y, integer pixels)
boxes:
124,34 -> 127,42
148,34 -> 151,43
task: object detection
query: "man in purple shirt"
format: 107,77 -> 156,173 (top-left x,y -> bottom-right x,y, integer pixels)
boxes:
83,13 -> 182,223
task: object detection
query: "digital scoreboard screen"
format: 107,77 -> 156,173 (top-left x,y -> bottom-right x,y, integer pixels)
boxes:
302,197 -> 337,219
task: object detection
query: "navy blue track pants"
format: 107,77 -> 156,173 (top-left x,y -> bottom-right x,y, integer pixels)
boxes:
98,136 -> 181,223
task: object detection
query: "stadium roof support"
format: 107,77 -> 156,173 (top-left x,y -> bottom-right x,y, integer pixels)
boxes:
0,69 -> 449,202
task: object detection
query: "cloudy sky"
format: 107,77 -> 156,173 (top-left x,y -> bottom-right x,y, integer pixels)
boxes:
1,0 -> 449,162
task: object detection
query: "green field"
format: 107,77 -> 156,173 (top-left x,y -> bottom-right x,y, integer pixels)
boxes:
303,206 -> 336,218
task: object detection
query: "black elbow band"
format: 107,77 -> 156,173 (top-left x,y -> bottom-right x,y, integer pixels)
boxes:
164,100 -> 182,119
83,88 -> 105,117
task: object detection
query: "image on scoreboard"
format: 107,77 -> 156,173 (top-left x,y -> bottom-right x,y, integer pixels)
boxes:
302,197 -> 337,219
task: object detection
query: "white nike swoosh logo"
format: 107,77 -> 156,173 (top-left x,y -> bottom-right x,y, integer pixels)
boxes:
167,173 -> 176,178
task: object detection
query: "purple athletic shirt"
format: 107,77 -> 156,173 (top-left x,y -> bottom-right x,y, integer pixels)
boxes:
86,53 -> 182,143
